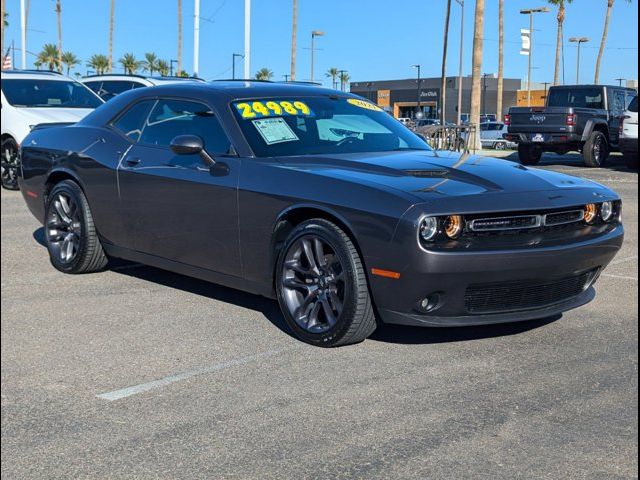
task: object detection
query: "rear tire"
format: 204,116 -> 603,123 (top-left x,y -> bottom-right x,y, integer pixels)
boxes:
45,180 -> 108,274
276,219 -> 377,347
1,137 -> 20,190
583,131 -> 610,168
518,144 -> 542,165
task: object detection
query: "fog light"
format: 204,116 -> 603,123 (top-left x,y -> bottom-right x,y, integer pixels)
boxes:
600,201 -> 614,222
419,217 -> 439,242
584,203 -> 598,224
418,293 -> 442,313
444,215 -> 464,239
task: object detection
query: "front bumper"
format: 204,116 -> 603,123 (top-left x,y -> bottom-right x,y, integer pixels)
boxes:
371,224 -> 624,327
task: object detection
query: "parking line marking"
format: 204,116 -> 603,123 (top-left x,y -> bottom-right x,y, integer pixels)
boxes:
602,273 -> 638,281
97,348 -> 293,401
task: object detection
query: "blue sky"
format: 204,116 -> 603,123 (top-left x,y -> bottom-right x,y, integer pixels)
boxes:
2,0 -> 638,86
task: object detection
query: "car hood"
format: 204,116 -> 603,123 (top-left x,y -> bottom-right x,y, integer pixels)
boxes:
17,107 -> 94,126
274,150 -> 618,212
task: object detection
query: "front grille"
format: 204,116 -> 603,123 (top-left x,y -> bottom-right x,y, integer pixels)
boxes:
469,215 -> 541,232
544,210 -> 584,226
464,269 -> 598,314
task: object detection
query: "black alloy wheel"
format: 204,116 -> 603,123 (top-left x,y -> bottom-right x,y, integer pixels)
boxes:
45,180 -> 108,273
583,131 -> 610,168
281,235 -> 346,334
1,137 -> 20,190
276,219 -> 377,347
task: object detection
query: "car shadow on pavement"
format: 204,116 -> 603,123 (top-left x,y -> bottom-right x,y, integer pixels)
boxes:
32,227 -> 561,346
494,151 -> 636,173
370,315 -> 561,345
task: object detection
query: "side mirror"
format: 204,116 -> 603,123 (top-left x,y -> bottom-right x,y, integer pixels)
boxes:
170,134 -> 216,166
170,134 -> 204,155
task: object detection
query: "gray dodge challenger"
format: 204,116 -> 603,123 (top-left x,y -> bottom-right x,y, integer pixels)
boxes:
18,81 -> 624,347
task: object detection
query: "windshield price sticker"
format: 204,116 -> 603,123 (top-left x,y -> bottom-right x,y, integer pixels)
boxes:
235,100 -> 313,119
252,118 -> 300,145
347,98 -> 383,112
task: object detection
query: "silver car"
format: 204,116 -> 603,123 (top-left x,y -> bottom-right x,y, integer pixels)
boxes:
480,122 -> 516,150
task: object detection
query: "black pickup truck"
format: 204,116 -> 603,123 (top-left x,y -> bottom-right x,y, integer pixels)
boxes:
505,85 -> 637,167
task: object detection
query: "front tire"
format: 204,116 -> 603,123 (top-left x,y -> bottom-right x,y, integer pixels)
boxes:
518,143 -> 542,165
1,137 -> 20,190
45,180 -> 108,274
276,219 -> 377,347
583,131 -> 610,168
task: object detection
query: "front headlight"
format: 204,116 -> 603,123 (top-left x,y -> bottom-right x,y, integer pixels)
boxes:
419,217 -> 439,242
600,201 -> 614,222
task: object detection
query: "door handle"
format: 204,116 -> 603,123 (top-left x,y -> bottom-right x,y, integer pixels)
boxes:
125,157 -> 141,166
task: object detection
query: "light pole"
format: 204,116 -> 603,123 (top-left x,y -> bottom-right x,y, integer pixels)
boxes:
411,64 -> 422,119
193,0 -> 200,76
310,30 -> 325,83
283,74 -> 290,82
482,73 -> 491,117
455,0 -> 464,125
244,0 -> 251,79
615,78 -> 626,87
232,53 -> 244,80
520,7 -> 549,106
569,37 -> 589,84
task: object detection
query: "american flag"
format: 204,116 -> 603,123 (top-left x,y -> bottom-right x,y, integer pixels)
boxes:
1,50 -> 11,70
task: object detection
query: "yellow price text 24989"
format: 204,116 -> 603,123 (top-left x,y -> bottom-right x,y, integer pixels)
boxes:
235,100 -> 312,119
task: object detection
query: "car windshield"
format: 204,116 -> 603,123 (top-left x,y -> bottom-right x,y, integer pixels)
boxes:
2,78 -> 103,108
546,87 -> 604,109
232,96 -> 431,157
629,96 -> 638,113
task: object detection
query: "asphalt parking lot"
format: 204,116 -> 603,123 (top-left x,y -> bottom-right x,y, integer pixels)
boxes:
1,153 -> 638,479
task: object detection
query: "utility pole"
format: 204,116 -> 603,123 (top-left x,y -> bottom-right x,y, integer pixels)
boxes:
615,78 -> 626,87
20,0 -> 26,69
193,0 -> 200,76
244,0 -> 251,79
411,64 -> 422,119
310,30 -> 325,83
455,0 -> 464,125
232,53 -> 243,80
520,7 -> 549,106
569,37 -> 589,84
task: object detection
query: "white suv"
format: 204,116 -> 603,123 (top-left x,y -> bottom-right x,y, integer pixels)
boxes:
620,96 -> 638,169
1,70 -> 103,189
81,74 -> 205,101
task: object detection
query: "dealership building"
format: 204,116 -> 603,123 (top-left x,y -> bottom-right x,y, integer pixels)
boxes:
350,76 -> 522,122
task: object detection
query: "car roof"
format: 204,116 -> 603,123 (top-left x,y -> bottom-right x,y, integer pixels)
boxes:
81,74 -> 206,83
0,70 -> 75,81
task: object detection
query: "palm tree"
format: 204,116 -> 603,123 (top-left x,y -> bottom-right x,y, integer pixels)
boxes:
61,51 -> 79,75
156,59 -> 170,76
290,0 -> 298,80
55,0 -> 62,72
87,53 -> 109,74
119,53 -> 140,74
594,0 -> 631,84
142,52 -> 159,75
37,44 -> 61,71
469,0 -> 485,150
496,0 -> 504,121
440,0 -> 452,124
255,68 -> 274,81
1,0 -> 6,56
177,0 -> 182,74
33,59 -> 42,70
108,0 -> 115,72
548,0 -> 572,85
339,71 -> 350,92
326,67 -> 339,89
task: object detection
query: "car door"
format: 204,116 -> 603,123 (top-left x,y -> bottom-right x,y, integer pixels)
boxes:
117,97 -> 241,277
609,89 -> 627,145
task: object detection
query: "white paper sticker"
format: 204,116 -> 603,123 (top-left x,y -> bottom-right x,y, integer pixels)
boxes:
252,118 -> 299,145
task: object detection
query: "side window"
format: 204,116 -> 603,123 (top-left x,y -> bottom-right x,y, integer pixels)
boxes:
139,99 -> 232,155
111,100 -> 155,142
83,81 -> 102,95
102,81 -> 138,96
